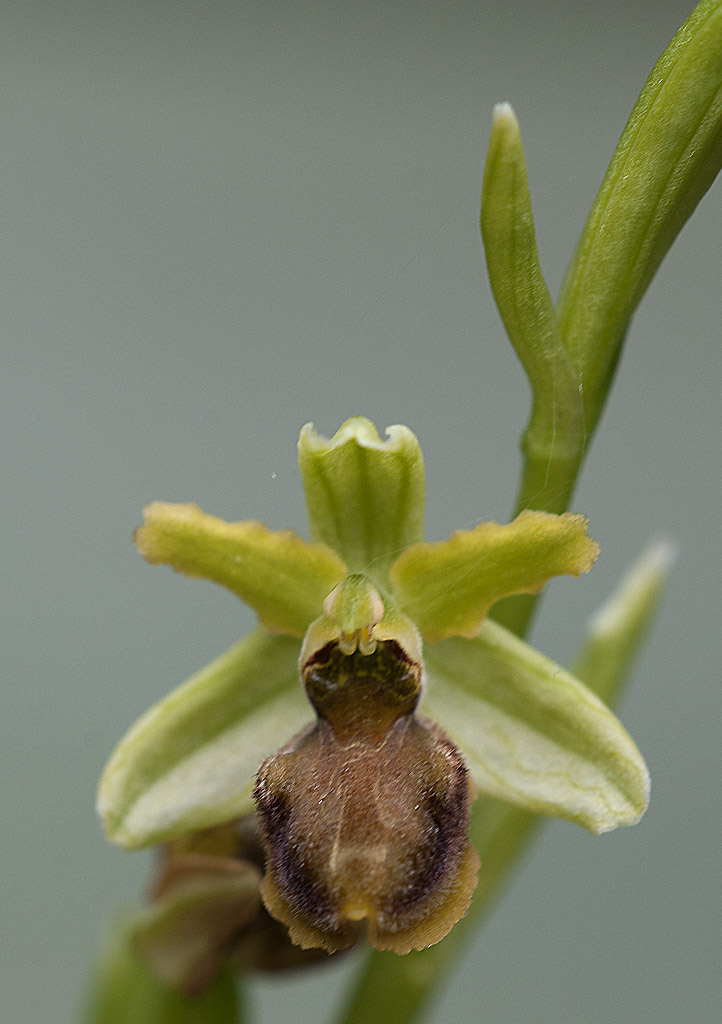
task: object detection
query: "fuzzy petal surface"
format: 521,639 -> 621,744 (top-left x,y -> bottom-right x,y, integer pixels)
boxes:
135,501 -> 346,637
391,510 -> 599,640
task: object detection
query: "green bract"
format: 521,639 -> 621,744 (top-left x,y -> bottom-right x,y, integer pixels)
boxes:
481,103 -> 584,519
98,417 -> 649,850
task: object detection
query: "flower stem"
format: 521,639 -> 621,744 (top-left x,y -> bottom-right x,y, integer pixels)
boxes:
490,443 -> 586,636
82,915 -> 243,1024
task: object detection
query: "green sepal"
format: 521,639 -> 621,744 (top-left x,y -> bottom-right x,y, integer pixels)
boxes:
98,632 -> 309,849
298,418 -> 425,579
481,103 -> 584,511
390,510 -> 598,641
135,502 -> 347,638
557,0 -> 722,431
422,620 -> 649,834
82,915 -> 240,1024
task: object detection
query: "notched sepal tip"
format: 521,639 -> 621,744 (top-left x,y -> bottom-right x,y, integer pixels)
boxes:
299,417 -> 418,454
298,418 -> 425,576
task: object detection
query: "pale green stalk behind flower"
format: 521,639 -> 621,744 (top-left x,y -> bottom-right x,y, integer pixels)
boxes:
481,102 -> 584,519
83,917 -> 242,1024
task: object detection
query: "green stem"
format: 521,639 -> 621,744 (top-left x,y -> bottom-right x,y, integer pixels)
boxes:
82,915 -> 243,1024
490,439 -> 587,636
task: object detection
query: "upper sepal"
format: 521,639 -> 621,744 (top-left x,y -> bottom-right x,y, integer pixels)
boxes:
298,418 -> 425,579
422,620 -> 649,834
390,509 -> 599,640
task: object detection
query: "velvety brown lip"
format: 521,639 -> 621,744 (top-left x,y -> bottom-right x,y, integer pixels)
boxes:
254,640 -> 479,954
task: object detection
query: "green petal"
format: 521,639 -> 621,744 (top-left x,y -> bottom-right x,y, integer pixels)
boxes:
98,632 -> 309,849
481,103 -> 584,513
422,621 -> 649,834
390,510 -> 598,641
135,502 -> 347,637
298,417 -> 425,579
557,0 -> 722,432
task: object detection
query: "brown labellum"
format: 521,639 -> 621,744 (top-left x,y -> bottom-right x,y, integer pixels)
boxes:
254,639 -> 479,954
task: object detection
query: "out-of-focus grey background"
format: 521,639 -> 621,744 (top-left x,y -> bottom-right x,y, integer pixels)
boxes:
3,1 -> 720,1022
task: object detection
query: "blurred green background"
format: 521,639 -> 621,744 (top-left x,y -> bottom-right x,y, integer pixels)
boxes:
3,1 -> 720,1022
